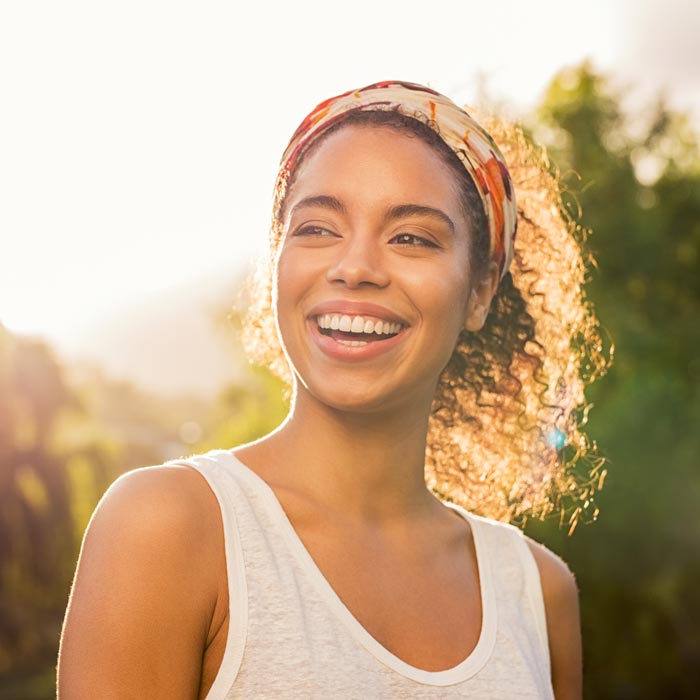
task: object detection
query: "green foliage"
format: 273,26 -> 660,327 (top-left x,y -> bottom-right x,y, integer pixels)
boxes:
0,326 -> 121,697
2,61 -> 698,698
0,321 -> 289,698
200,364 -> 290,450
525,62 -> 700,697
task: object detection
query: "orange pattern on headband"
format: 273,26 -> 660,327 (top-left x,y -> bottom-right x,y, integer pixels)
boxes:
277,80 -> 517,280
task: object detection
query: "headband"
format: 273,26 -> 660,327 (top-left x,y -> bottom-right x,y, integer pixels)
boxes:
277,80 -> 517,280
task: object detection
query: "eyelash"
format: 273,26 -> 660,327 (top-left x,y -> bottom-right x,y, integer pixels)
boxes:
293,226 -> 438,248
294,225 -> 338,237
390,233 -> 438,248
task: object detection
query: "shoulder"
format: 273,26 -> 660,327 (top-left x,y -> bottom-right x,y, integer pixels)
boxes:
91,463 -> 222,561
58,463 -> 226,698
524,535 -> 579,605
524,535 -> 583,700
79,462 -> 225,611
100,461 -> 218,527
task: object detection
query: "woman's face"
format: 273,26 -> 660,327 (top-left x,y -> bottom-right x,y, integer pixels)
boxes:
274,124 -> 489,415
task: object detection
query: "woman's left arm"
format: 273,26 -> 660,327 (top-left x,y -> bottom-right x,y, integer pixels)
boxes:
526,537 -> 583,700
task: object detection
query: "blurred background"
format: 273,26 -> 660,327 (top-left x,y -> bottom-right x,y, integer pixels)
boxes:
1,0 -> 699,697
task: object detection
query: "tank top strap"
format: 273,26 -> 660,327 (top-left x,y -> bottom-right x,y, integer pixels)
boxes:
448,506 -> 551,685
163,448 -> 251,698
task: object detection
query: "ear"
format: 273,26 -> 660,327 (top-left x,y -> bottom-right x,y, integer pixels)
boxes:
464,261 -> 500,332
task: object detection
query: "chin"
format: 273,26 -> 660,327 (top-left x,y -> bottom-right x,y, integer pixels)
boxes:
293,372 -> 432,418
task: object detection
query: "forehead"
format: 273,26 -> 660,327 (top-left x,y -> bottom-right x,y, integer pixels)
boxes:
285,124 -> 464,216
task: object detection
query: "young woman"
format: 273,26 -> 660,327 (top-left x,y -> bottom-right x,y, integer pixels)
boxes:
58,81 -> 606,699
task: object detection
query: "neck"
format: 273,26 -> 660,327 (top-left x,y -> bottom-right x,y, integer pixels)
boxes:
246,384 -> 438,522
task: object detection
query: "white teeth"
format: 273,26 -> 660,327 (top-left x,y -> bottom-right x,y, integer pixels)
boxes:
316,313 -> 403,336
337,339 -> 367,346
350,316 -> 364,333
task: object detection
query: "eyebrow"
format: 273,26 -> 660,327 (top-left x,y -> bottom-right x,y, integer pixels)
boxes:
288,196 -> 455,234
386,204 -> 455,234
289,195 -> 346,217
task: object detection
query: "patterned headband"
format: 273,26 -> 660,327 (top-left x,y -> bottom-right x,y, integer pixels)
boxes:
277,80 -> 517,280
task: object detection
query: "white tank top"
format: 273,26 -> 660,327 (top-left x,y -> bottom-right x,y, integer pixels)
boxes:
167,448 -> 554,699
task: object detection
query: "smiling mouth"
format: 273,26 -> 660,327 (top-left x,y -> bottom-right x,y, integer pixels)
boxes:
315,313 -> 405,346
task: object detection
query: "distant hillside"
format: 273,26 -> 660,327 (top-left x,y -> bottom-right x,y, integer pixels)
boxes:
55,266 -> 252,399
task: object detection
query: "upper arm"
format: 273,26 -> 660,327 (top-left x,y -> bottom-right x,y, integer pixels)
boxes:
57,465 -> 223,700
526,537 -> 582,700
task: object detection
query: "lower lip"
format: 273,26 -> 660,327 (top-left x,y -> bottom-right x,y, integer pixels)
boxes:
308,320 -> 409,361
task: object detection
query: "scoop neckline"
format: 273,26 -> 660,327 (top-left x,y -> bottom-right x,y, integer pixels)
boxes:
214,448 -> 497,686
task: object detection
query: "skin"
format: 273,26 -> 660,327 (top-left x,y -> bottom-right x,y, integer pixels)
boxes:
57,125 -> 582,699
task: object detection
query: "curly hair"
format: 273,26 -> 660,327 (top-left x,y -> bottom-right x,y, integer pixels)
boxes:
242,108 -> 611,529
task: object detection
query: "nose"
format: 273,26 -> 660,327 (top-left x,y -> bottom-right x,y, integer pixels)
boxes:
325,235 -> 390,289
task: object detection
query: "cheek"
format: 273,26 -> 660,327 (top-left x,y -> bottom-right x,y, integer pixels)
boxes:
272,248 -> 295,335
273,243 -> 304,305
272,245 -> 318,353
421,260 -> 472,327
445,242 -> 474,322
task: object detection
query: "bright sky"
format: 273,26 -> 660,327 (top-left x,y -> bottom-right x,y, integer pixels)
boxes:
2,0 -> 698,352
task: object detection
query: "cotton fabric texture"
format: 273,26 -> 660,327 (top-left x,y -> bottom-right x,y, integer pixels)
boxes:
277,80 -> 518,280
167,449 -> 555,699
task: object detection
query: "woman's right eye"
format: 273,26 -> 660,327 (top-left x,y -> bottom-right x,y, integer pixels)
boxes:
294,225 -> 337,237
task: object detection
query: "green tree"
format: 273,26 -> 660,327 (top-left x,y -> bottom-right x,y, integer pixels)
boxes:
0,315 -> 288,699
525,62 -> 700,698
0,324 -> 103,697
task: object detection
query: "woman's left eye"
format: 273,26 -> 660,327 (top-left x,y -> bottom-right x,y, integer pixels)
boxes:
391,233 -> 438,247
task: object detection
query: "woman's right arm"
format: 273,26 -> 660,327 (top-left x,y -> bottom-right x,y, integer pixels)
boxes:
57,465 -> 222,700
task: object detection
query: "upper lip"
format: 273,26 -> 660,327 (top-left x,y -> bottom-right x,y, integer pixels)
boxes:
307,300 -> 409,326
